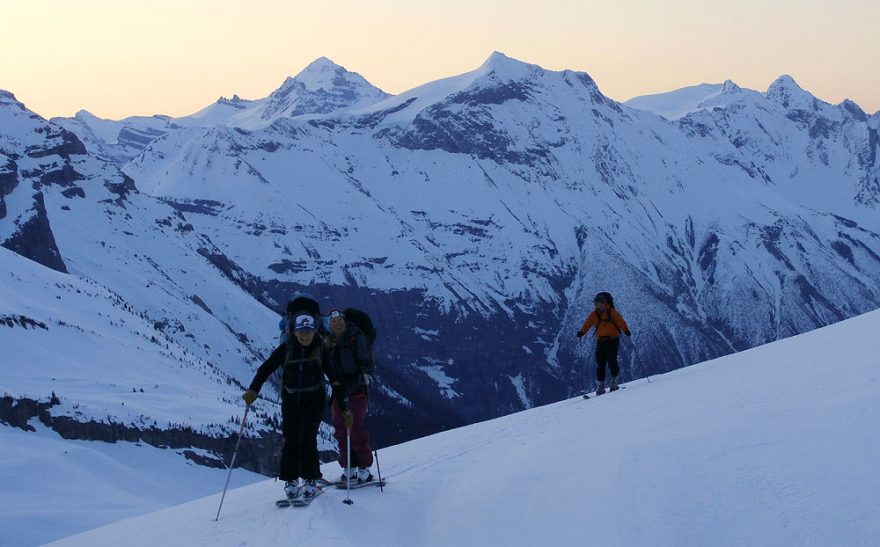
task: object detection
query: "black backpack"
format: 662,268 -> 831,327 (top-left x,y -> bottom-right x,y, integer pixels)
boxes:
343,308 -> 377,346
287,295 -> 320,317
284,295 -> 323,338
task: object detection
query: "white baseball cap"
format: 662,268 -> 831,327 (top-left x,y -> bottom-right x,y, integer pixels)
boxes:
294,314 -> 316,332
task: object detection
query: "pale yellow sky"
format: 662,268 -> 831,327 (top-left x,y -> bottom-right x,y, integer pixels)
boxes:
3,0 -> 878,119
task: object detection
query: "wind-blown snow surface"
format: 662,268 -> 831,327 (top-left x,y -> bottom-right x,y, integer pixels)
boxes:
48,309 -> 880,547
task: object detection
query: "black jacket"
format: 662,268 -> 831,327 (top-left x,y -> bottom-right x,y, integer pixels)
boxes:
248,337 -> 332,402
325,324 -> 374,402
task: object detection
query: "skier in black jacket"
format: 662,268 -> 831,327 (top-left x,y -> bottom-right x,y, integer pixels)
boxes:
324,308 -> 375,484
242,313 -> 334,502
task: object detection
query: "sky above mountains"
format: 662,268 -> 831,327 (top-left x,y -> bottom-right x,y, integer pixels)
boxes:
5,0 -> 879,119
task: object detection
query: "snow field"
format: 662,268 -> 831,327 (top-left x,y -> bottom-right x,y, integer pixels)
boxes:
47,309 -> 880,546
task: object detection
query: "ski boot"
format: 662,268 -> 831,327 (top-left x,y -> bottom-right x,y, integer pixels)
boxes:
337,467 -> 355,484
356,467 -> 374,485
596,382 -> 606,395
300,479 -> 318,501
609,377 -> 619,392
284,479 -> 300,500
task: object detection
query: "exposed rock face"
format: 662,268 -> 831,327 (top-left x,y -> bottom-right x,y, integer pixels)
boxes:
1,192 -> 67,273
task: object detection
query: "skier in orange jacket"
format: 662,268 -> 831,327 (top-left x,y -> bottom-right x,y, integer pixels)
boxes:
577,292 -> 631,394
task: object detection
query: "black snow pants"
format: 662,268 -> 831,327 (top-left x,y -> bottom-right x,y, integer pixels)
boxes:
279,391 -> 325,481
595,337 -> 621,383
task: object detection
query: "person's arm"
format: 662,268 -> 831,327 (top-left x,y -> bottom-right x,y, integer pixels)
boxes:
333,385 -> 347,412
613,309 -> 631,336
577,312 -> 597,337
320,345 -> 346,410
355,333 -> 374,376
247,344 -> 285,393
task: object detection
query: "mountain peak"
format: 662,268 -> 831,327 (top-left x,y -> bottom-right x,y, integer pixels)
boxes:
720,79 -> 741,94
302,56 -> 339,71
477,51 -> 536,79
0,89 -> 27,112
839,98 -> 867,122
482,51 -> 515,65
768,74 -> 801,91
290,56 -> 352,92
257,57 -> 389,121
766,74 -> 815,109
0,89 -> 21,105
73,109 -> 101,120
216,94 -> 247,103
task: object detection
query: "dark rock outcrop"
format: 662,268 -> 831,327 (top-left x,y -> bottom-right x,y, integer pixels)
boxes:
0,395 -> 338,476
1,192 -> 67,273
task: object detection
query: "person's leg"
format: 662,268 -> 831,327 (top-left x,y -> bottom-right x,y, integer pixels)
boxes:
299,396 -> 324,480
608,338 -> 620,377
279,397 -> 298,481
595,342 -> 609,384
348,394 -> 373,469
330,397 -> 352,469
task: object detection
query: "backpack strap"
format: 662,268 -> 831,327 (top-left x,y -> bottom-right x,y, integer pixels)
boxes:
598,309 -> 622,334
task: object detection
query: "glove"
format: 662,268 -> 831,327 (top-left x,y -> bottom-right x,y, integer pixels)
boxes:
624,329 -> 632,337
242,389 -> 258,406
342,411 -> 354,429
576,330 -> 585,338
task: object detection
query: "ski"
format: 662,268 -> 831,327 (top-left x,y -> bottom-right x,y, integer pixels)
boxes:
292,487 -> 326,507
275,481 -> 330,508
334,479 -> 387,490
582,385 -> 625,399
276,486 -> 326,508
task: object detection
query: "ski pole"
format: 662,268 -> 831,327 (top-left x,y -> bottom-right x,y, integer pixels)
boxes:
623,334 -> 646,383
343,426 -> 353,505
214,405 -> 249,521
366,391 -> 384,493
374,448 -> 384,492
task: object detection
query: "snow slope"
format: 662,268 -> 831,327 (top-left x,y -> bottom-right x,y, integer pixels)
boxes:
47,308 -> 880,547
624,82 -> 725,119
0,423 -> 264,546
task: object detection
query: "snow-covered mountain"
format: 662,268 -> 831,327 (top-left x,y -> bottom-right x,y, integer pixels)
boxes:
52,57 -> 390,163
4,51 -> 880,496
0,89 -> 337,476
50,109 -> 180,164
119,52 -> 880,432
623,80 -> 755,121
42,308 -> 880,547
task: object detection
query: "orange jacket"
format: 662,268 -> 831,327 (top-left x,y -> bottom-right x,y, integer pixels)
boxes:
578,308 -> 629,338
